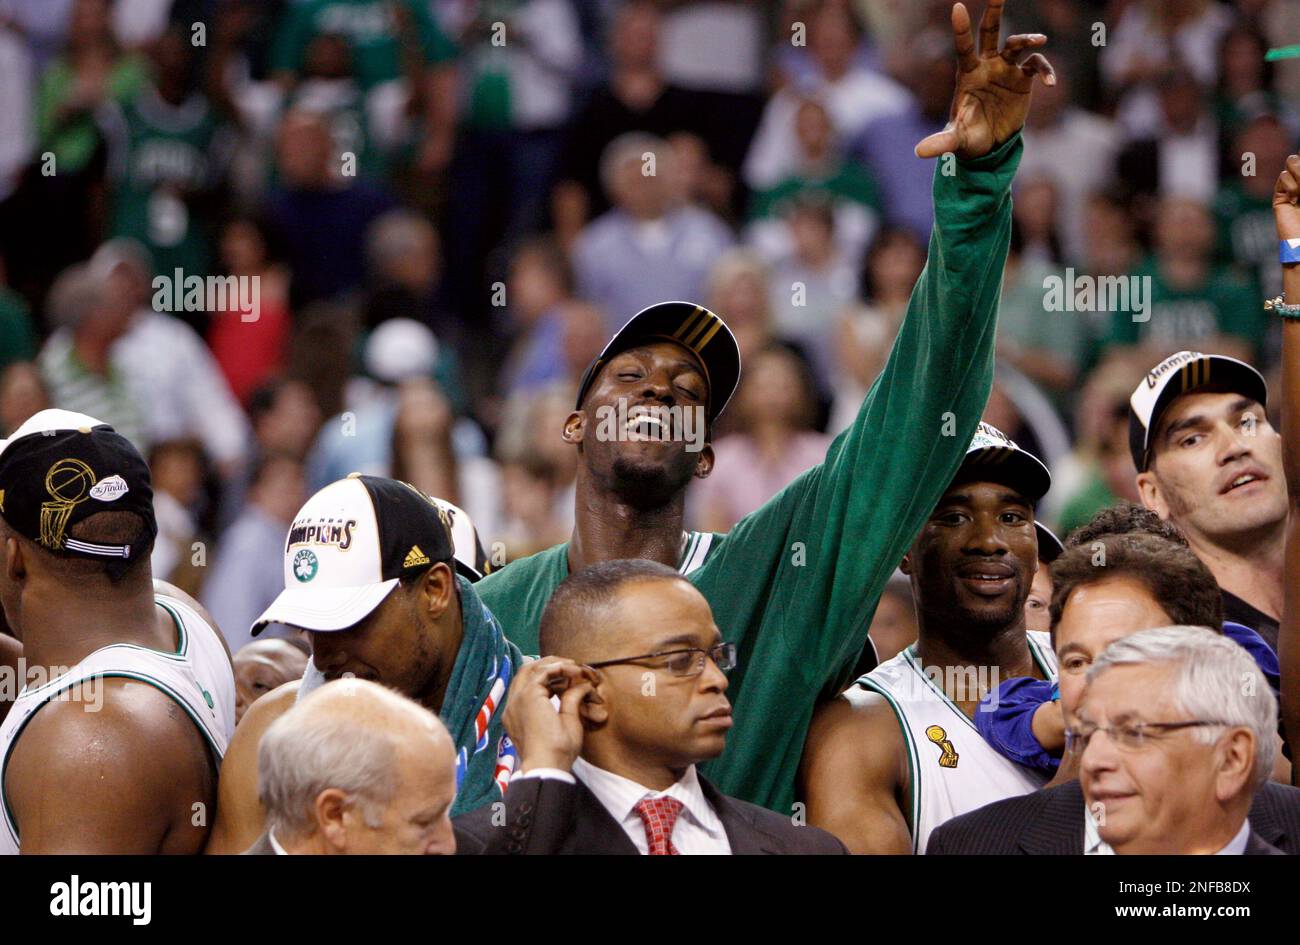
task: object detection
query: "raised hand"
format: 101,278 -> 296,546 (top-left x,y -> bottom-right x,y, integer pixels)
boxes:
1274,153 -> 1300,241
915,0 -> 1056,161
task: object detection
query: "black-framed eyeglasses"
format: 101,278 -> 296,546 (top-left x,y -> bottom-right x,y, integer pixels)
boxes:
1065,719 -> 1231,754
587,642 -> 737,678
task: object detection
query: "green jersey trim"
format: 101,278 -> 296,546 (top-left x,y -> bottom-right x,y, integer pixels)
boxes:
1027,633 -> 1054,678
900,645 -> 981,735
855,677 -> 922,854
1,670 -> 224,845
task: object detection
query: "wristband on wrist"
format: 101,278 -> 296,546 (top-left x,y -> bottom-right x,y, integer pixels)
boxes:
1265,295 -> 1300,319
1282,238 -> 1300,265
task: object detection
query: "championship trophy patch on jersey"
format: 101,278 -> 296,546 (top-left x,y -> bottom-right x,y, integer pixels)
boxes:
926,725 -> 959,768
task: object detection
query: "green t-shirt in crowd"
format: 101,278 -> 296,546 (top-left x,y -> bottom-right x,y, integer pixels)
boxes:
477,134 -> 1026,813
35,54 -> 148,175
271,0 -> 457,91
749,161 -> 882,221
0,288 -> 35,369
106,88 -> 227,279
1104,256 -> 1262,356
1055,470 -> 1120,538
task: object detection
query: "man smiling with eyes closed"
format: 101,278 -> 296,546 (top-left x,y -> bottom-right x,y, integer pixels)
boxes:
478,0 -> 1059,813
1129,351 -> 1288,651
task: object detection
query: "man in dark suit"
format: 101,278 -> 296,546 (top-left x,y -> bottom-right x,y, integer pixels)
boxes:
931,626 -> 1293,854
928,778 -> 1300,855
454,559 -> 846,854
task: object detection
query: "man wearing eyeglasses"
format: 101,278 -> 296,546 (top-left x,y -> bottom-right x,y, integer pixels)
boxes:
453,559 -> 847,854
1074,626 -> 1282,855
924,533 -> 1300,855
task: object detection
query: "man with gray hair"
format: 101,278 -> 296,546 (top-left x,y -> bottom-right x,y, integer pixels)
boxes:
246,678 -> 458,855
1077,626 -> 1282,855
572,131 -> 733,329
37,262 -> 142,447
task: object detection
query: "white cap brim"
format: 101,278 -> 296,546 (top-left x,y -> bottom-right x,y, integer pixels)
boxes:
250,578 -> 400,636
0,408 -> 108,460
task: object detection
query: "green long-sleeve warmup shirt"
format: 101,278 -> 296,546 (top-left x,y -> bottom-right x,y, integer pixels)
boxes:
477,134 -> 1025,812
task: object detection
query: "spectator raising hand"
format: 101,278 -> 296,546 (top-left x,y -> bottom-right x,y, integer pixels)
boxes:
1275,149 -> 1300,767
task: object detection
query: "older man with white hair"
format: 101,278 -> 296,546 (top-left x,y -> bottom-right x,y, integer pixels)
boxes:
1077,626 -> 1283,855
246,678 -> 458,855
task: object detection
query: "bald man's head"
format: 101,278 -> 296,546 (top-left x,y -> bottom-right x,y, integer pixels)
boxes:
233,638 -> 310,724
257,679 -> 457,854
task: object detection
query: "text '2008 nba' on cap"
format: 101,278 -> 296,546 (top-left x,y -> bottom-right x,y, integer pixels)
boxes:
0,408 -> 157,562
250,474 -> 490,637
574,301 -> 742,426
1128,351 -> 1268,472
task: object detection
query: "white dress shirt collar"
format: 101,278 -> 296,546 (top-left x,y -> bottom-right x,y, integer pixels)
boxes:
267,829 -> 289,855
1215,819 -> 1251,856
1084,805 -> 1252,855
571,757 -> 729,853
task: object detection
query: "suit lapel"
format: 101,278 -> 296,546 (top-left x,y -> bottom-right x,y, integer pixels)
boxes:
1018,781 -> 1086,855
701,777 -> 774,855
572,781 -> 641,854
1247,786 -> 1286,846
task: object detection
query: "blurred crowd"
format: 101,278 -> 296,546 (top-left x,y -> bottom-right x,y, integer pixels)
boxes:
0,0 -> 1297,656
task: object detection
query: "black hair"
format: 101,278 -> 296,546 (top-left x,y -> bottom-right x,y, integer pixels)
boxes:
539,559 -> 685,657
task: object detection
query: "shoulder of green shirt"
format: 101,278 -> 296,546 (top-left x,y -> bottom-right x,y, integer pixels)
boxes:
408,0 -> 458,63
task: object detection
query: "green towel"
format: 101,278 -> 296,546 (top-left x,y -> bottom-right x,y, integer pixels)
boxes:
444,576 -> 523,816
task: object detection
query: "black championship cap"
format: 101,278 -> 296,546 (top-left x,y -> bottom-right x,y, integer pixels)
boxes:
0,409 -> 157,562
251,475 -> 490,636
1035,522 -> 1064,563
574,301 -> 742,426
1128,351 -> 1268,472
953,422 -> 1053,504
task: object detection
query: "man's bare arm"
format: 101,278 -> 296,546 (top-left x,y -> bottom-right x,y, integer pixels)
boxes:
204,679 -> 299,854
8,679 -> 214,853
800,695 -> 913,854
0,633 -> 21,725
1275,152 -> 1300,770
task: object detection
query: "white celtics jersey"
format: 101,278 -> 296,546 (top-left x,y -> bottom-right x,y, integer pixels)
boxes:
845,631 -> 1057,854
0,594 -> 235,854
679,530 -> 715,575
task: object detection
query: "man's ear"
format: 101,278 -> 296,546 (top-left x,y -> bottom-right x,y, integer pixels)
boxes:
1135,470 -> 1168,518
315,789 -> 352,852
692,443 -> 714,480
420,561 -> 456,620
3,536 -> 24,584
579,677 -> 609,727
1214,728 -> 1256,804
562,410 -> 586,445
899,552 -> 912,577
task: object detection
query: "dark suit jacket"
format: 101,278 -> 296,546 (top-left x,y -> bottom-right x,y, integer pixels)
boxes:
927,779 -> 1299,855
454,773 -> 847,855
241,832 -> 278,855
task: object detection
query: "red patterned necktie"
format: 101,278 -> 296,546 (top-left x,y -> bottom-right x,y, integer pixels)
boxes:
634,796 -> 684,855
